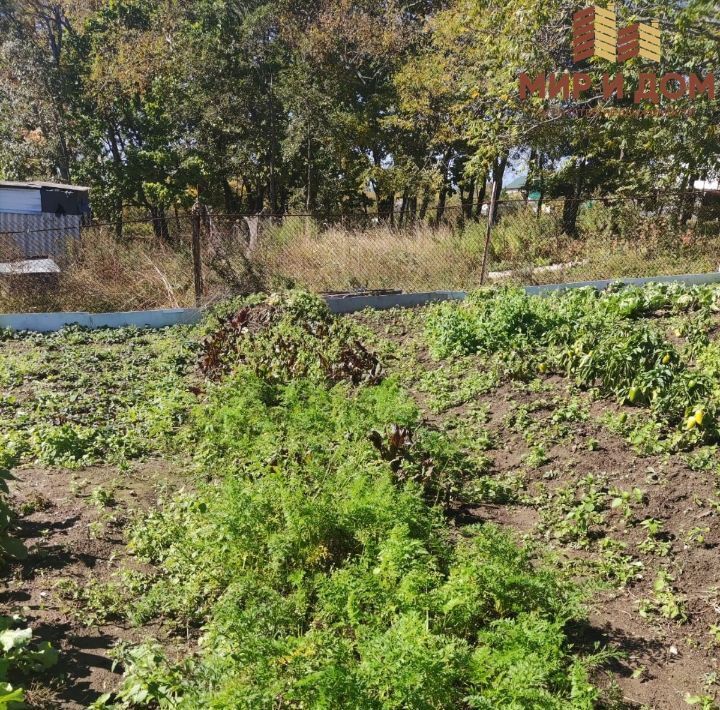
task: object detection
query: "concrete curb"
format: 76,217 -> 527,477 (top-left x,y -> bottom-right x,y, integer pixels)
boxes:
2,273 -> 720,332
324,290 -> 466,314
0,308 -> 202,333
524,271 -> 720,296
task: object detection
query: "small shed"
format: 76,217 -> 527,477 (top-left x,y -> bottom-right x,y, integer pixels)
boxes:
0,181 -> 90,261
504,175 -> 528,196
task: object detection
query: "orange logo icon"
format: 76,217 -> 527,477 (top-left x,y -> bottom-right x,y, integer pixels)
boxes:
573,4 -> 661,64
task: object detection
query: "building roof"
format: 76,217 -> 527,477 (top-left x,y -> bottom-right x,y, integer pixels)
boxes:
504,175 -> 527,191
694,179 -> 720,192
0,180 -> 89,192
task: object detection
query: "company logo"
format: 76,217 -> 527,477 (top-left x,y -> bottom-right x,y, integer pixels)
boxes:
572,3 -> 660,64
518,3 -> 714,105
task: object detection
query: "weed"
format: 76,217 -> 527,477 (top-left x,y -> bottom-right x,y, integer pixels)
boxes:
540,476 -> 608,548
524,445 -> 550,469
609,487 -> 646,520
90,486 -> 116,508
597,539 -> 644,587
685,526 -> 710,546
709,625 -> 720,645
638,571 -> 688,623
638,518 -> 672,557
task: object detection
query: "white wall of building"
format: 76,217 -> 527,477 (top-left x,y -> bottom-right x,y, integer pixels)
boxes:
0,188 -> 43,214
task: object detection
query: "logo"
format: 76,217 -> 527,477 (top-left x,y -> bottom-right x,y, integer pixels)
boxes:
572,4 -> 661,64
518,3 -> 714,105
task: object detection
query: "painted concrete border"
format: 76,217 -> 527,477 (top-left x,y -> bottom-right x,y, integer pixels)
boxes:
2,273 -> 720,332
0,308 -> 202,333
324,290 -> 466,314
525,271 -> 720,296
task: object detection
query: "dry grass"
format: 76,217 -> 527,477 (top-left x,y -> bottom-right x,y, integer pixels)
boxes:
1,210 -> 719,313
0,229 -> 197,313
256,222 -> 488,292
255,216 -> 720,292
60,231 -> 196,311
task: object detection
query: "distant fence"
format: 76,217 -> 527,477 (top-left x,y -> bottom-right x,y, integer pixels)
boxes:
1,188 -> 719,313
0,212 -> 82,262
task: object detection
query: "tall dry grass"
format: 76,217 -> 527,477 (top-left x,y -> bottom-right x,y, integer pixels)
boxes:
0,229 -> 197,313
255,221 -> 488,292
254,212 -> 720,292
1,204 -> 719,314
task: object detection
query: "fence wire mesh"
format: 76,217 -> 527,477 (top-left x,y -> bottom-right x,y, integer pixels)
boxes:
1,189 -> 720,313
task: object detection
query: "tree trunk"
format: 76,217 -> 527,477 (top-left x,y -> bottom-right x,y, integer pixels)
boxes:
474,176 -> 487,220
149,206 -> 171,244
562,157 -> 586,237
223,179 -> 240,213
56,120 -> 71,182
418,188 -> 431,221
461,177 -> 475,220
490,157 -> 507,225
398,188 -> 409,227
408,195 -> 417,223
435,185 -> 448,226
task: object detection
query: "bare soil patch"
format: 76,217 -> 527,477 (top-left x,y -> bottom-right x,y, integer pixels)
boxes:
2,460 -> 186,708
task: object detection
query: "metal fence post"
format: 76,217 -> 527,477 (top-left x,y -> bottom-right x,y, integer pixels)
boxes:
191,201 -> 204,307
479,181 -> 498,285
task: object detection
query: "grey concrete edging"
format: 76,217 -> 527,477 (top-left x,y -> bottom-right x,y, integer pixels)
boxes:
2,273 -> 720,332
524,271 -> 720,296
324,290 -> 466,314
0,308 -> 202,333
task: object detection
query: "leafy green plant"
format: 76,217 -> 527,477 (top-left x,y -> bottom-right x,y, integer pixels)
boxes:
425,284 -> 720,449
639,571 -> 688,623
609,487 -> 646,520
103,305 -> 604,708
597,539 -> 644,587
0,616 -> 58,707
198,291 -> 383,385
524,444 -> 550,469
638,517 -> 671,557
540,476 -> 608,548
90,485 -> 116,508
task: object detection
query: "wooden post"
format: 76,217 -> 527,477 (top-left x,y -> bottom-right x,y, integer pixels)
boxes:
191,200 -> 204,307
479,178 -> 498,286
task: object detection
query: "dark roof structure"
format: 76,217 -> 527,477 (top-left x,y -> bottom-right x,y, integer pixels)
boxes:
0,181 -> 90,192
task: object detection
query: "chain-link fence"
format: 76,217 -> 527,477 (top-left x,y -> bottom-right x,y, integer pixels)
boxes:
1,189 -> 719,313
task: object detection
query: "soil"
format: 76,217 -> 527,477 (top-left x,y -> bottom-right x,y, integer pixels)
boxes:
2,460 -> 187,709
353,309 -> 720,709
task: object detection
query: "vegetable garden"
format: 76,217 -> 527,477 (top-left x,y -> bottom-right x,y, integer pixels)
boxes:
2,284 -> 720,708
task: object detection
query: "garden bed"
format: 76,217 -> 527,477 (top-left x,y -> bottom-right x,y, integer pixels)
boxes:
2,286 -> 720,708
